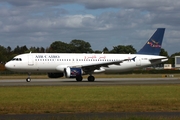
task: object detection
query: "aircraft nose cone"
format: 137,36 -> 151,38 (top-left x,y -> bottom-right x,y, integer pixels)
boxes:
5,62 -> 12,70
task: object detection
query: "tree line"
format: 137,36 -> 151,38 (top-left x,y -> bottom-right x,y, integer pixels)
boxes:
0,39 -> 179,65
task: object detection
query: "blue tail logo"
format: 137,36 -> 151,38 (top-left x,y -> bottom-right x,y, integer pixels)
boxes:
147,39 -> 161,48
137,28 -> 165,55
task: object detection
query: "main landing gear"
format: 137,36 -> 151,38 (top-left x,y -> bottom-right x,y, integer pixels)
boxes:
76,76 -> 83,82
75,75 -> 95,82
88,75 -> 95,82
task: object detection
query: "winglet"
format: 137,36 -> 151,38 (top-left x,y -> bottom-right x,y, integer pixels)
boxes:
137,28 -> 165,55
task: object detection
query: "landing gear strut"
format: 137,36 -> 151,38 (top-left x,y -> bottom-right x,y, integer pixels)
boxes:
26,73 -> 31,82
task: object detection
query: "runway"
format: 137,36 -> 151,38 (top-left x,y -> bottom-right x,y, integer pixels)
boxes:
1,112 -> 180,120
0,77 -> 180,86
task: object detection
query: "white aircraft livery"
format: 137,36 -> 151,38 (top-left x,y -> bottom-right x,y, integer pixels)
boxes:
5,28 -> 168,82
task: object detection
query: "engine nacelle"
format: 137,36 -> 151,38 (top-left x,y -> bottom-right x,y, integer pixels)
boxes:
48,73 -> 64,78
64,67 -> 83,78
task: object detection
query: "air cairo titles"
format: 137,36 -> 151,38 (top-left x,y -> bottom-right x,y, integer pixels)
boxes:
35,55 -> 108,59
35,55 -> 107,60
35,55 -> 60,59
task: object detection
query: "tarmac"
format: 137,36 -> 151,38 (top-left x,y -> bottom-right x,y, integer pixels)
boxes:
0,77 -> 180,86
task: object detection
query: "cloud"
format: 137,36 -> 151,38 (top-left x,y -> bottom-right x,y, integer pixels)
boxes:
0,0 -> 180,55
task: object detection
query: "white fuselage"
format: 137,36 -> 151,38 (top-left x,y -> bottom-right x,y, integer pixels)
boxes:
5,53 -> 168,74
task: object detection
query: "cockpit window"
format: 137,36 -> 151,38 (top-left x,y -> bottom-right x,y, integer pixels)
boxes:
11,58 -> 22,61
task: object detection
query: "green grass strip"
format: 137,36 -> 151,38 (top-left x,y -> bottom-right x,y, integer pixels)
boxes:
0,85 -> 180,114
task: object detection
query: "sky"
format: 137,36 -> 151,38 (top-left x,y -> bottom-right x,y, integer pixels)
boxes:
0,0 -> 180,55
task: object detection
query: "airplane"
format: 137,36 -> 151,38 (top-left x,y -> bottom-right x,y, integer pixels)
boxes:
5,28 -> 168,82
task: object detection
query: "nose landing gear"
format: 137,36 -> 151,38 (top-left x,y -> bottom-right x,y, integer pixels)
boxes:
26,77 -> 31,82
26,73 -> 31,82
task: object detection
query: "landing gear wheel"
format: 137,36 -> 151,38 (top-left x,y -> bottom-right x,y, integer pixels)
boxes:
26,77 -> 31,82
88,76 -> 95,82
76,76 -> 83,82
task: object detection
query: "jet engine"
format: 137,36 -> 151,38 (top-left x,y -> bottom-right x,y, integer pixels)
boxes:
48,73 -> 64,78
64,67 -> 83,78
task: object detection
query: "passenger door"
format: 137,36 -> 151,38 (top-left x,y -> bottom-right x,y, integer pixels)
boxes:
28,54 -> 34,66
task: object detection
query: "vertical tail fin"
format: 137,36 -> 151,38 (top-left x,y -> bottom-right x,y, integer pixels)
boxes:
137,28 -> 165,55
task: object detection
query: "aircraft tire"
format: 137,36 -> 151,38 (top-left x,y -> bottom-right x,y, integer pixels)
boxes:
26,77 -> 31,82
76,76 -> 83,82
88,76 -> 95,82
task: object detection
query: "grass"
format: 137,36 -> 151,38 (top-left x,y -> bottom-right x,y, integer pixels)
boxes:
0,85 -> 180,114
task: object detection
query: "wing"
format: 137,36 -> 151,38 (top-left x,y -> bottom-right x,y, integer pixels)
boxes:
72,59 -> 131,74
